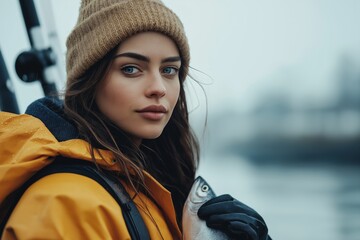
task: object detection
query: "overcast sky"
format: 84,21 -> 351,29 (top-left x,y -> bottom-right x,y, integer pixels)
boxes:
1,0 -> 360,114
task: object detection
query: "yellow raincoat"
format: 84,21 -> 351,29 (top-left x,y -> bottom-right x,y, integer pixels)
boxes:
0,107 -> 182,239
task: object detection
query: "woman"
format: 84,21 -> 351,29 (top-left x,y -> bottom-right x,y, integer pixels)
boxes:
0,0 -> 270,239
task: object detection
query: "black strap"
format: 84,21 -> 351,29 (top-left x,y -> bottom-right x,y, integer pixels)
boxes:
0,158 -> 150,240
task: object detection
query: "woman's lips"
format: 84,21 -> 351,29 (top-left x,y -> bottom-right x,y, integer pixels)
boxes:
136,105 -> 167,121
138,112 -> 165,120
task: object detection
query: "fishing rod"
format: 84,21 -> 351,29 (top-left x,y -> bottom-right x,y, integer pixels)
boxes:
0,48 -> 20,113
15,0 -> 61,98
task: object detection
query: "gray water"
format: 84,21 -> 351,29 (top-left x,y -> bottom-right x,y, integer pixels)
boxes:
197,154 -> 360,240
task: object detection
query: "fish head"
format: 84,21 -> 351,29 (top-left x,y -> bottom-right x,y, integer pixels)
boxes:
183,177 -> 231,240
187,176 -> 216,212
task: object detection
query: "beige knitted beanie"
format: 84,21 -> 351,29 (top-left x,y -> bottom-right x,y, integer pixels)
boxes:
66,0 -> 190,82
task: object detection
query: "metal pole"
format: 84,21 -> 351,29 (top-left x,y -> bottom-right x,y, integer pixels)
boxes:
0,48 -> 20,113
17,0 -> 59,97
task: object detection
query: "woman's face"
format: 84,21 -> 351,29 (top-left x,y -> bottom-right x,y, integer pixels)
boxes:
96,32 -> 181,145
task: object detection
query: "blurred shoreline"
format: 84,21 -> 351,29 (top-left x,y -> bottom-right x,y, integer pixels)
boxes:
198,154 -> 360,240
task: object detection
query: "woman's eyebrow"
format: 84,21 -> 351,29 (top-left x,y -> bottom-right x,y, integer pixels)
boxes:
114,52 -> 181,63
114,52 -> 149,62
161,56 -> 181,63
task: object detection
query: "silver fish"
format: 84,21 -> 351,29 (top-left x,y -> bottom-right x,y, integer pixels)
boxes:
182,176 -> 230,240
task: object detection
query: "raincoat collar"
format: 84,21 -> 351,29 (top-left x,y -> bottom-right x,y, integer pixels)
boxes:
25,97 -> 79,141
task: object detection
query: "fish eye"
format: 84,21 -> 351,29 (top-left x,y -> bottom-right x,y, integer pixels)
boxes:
201,185 -> 209,192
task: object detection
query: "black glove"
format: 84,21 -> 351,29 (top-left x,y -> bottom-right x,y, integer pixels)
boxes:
198,194 -> 271,240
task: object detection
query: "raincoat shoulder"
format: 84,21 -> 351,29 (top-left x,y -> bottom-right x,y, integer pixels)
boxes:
0,109 -> 182,239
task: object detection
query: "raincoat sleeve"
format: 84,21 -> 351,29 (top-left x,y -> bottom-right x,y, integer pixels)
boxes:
2,173 -> 131,240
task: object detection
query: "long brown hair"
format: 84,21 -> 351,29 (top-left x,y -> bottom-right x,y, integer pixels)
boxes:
64,42 -> 199,224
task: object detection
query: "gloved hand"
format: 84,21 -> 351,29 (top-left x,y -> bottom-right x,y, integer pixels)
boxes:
198,194 -> 271,240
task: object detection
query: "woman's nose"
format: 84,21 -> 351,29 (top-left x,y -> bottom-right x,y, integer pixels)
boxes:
145,72 -> 166,98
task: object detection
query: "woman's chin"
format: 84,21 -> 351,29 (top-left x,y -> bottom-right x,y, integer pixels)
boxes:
131,129 -> 164,141
142,132 -> 163,140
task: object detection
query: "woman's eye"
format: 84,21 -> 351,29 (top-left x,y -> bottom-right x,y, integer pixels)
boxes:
121,66 -> 140,75
162,67 -> 178,75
